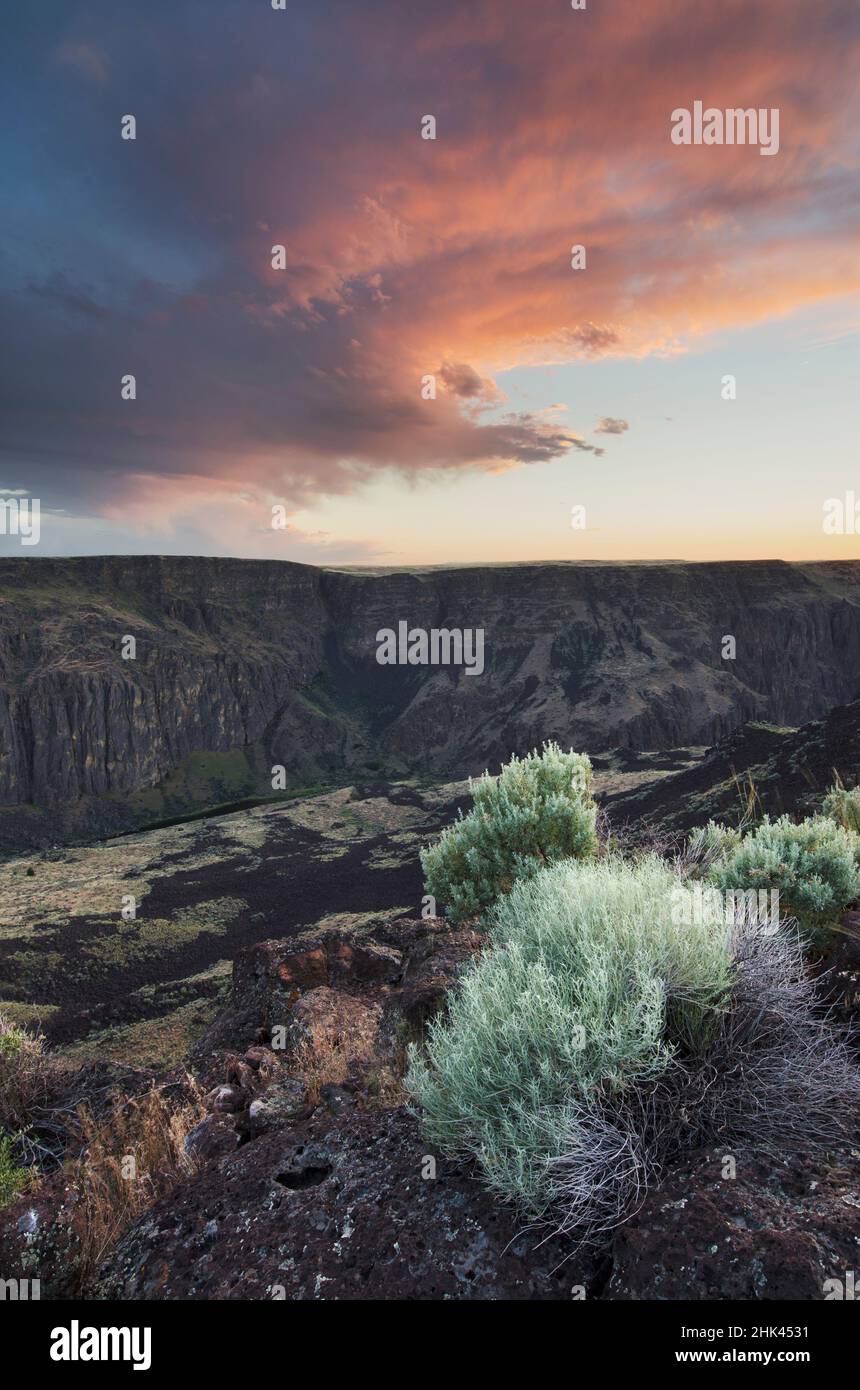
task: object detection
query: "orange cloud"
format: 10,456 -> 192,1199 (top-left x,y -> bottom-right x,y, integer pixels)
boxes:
6,0 -> 860,524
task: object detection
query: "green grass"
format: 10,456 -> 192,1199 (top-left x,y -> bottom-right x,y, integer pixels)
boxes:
0,1002 -> 59,1030
62,996 -> 225,1068
107,746 -> 259,817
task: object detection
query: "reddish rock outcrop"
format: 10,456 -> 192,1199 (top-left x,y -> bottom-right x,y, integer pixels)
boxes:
192,916 -> 481,1081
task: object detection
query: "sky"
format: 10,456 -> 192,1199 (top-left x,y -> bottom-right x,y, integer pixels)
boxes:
2,0 -> 860,565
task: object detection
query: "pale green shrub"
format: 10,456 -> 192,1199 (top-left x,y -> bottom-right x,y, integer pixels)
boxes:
708,814 -> 860,946
420,741 -> 597,924
822,782 -> 860,834
547,923 -> 860,1243
682,820 -> 743,877
407,855 -> 732,1213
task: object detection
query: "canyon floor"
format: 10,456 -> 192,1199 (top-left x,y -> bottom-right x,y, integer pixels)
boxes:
0,747 -> 704,1066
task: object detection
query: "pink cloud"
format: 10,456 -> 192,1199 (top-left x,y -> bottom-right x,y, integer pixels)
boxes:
9,0 -> 860,531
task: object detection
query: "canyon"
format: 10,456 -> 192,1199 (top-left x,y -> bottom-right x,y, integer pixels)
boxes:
2,558 -> 860,1304
2,555 -> 860,848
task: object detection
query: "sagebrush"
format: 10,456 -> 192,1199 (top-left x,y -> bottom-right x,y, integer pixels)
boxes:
708,813 -> 860,946
408,855 -> 732,1213
421,741 -> 597,924
547,923 -> 860,1243
408,853 -> 860,1245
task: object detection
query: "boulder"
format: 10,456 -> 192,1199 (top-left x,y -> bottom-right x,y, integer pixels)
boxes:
286,987 -> 382,1067
248,1079 -> 313,1137
184,1113 -> 239,1162
203,1084 -> 247,1115
192,918 -> 481,1085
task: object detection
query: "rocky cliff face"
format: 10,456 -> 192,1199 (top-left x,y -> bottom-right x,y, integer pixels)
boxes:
2,556 -> 860,846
